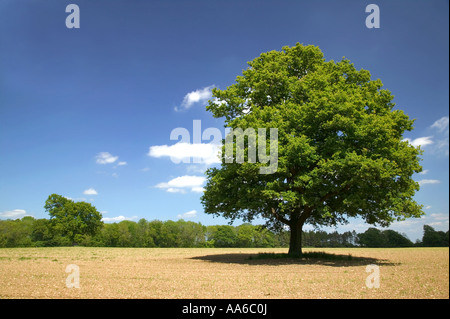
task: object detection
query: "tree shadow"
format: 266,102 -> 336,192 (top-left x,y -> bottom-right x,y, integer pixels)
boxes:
190,252 -> 399,267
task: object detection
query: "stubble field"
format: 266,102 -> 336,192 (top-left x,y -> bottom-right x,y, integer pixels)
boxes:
0,247 -> 448,299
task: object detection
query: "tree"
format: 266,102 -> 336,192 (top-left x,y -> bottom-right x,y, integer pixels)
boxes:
422,225 -> 449,247
136,218 -> 156,247
358,228 -> 413,247
0,217 -> 34,247
201,43 -> 424,256
31,218 -> 55,246
236,223 -> 256,247
382,229 -> 413,247
358,228 -> 387,247
207,225 -> 237,247
44,194 -> 103,245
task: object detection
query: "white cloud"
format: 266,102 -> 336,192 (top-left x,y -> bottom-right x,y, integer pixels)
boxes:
102,215 -> 138,223
167,187 -> 186,194
390,216 -> 425,229
431,116 -> 449,134
403,117 -> 449,156
96,152 -> 119,164
156,175 -> 206,193
191,186 -> 205,193
430,116 -> 449,156
83,188 -> 98,195
0,209 -> 28,219
419,169 -> 429,175
177,210 -> 197,219
148,142 -> 220,165
403,136 -> 434,148
428,213 -> 450,228
435,138 -> 449,156
116,161 -> 127,166
429,213 -> 449,221
175,86 -> 214,111
418,179 -> 441,186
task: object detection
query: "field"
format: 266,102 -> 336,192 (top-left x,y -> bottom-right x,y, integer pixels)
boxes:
0,247 -> 448,299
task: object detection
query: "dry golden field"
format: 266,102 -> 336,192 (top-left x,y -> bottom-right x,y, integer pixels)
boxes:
0,247 -> 448,299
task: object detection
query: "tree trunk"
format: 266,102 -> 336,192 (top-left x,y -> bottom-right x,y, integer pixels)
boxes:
288,222 -> 303,257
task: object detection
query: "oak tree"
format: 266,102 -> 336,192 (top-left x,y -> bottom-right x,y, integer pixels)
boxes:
201,43 -> 424,256
44,194 -> 103,245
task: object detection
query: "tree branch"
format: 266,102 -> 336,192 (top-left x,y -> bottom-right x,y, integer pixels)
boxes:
270,207 -> 291,225
320,183 -> 352,203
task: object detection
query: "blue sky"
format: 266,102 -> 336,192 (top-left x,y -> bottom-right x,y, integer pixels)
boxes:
0,0 -> 448,242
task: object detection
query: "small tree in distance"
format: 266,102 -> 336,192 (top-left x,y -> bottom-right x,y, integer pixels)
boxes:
201,43 -> 424,256
44,194 -> 103,245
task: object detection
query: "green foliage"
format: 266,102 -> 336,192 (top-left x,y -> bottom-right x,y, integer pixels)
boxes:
2,215 -> 443,248
421,225 -> 449,247
44,193 -> 103,245
358,227 -> 414,247
0,217 -> 33,247
302,230 -> 358,247
202,43 -> 424,255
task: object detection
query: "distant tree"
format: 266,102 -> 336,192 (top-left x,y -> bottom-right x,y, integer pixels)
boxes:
101,223 -> 120,247
117,220 -> 136,247
31,218 -> 55,246
44,194 -> 103,245
177,220 -> 206,247
136,218 -> 156,247
382,229 -> 413,247
159,220 -> 182,247
0,217 -> 34,247
236,223 -> 256,247
254,226 -> 277,247
358,228 -> 388,247
422,225 -> 449,247
202,43 -> 424,256
148,220 -> 164,247
208,225 -> 237,247
341,230 -> 358,247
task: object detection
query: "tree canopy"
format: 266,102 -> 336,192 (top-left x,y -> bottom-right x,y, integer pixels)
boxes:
201,43 -> 424,255
44,194 -> 103,245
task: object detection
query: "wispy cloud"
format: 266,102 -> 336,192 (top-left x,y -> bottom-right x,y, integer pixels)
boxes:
175,86 -> 214,111
191,186 -> 205,193
418,179 -> 441,186
148,142 -> 220,165
96,152 -> 119,164
402,116 -> 449,156
431,116 -> 449,156
83,188 -> 98,195
0,209 -> 29,219
156,175 -> 206,193
102,215 -> 138,223
177,210 -> 197,219
431,116 -> 449,134
403,136 -> 434,148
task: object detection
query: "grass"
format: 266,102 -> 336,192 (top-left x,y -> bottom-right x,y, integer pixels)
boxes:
249,251 -> 353,261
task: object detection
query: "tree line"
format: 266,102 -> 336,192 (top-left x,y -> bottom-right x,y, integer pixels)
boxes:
0,216 -> 447,248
